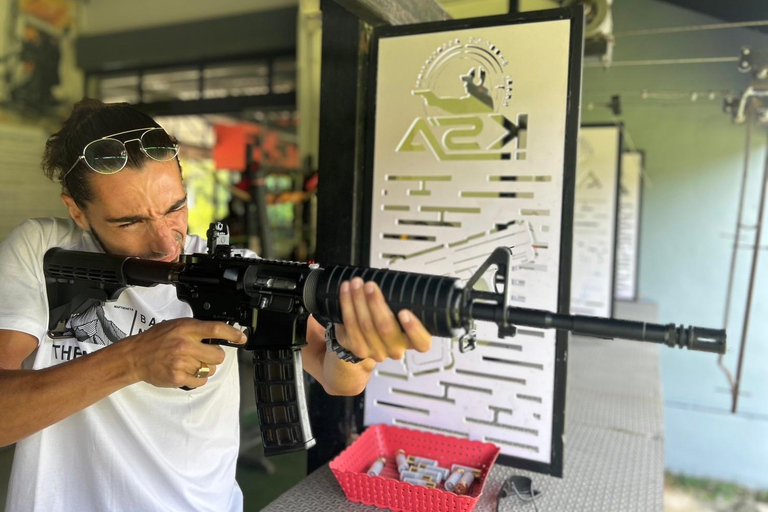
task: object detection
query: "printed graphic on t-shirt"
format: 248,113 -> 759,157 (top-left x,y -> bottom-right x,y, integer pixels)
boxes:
69,304 -> 127,345
51,300 -> 165,364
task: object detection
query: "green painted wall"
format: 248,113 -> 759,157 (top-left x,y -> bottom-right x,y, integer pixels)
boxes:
581,0 -> 768,488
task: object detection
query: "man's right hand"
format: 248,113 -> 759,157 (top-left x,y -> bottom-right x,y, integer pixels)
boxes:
0,319 -> 247,447
125,318 -> 247,389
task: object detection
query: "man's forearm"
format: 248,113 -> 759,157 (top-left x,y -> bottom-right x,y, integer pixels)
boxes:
303,316 -> 376,396
0,341 -> 137,447
321,348 -> 377,396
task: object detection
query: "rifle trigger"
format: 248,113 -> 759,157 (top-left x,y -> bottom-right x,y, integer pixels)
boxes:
203,338 -> 243,348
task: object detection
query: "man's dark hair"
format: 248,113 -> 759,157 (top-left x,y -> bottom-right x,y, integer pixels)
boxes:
42,98 -> 171,208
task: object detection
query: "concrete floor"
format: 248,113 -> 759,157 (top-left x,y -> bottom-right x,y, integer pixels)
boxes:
238,451 -> 306,510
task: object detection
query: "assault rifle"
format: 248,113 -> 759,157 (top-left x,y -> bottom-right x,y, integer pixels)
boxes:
44,223 -> 726,456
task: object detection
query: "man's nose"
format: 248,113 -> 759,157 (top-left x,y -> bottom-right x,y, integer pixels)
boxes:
149,219 -> 178,254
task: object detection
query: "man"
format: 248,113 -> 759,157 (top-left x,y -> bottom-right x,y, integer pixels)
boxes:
0,99 -> 432,511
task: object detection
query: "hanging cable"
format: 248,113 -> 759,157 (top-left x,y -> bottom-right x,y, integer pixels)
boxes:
585,56 -> 739,68
615,20 -> 768,38
584,89 -> 737,102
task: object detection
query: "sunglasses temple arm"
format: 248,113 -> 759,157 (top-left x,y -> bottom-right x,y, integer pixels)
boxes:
61,156 -> 83,182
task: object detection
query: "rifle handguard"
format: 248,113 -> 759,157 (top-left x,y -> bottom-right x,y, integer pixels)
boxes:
305,265 -> 466,338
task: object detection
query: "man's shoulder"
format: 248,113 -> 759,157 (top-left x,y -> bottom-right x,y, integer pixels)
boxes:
184,234 -> 207,254
3,217 -> 83,252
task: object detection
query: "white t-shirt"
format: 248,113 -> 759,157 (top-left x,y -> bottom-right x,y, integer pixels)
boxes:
0,218 -> 243,512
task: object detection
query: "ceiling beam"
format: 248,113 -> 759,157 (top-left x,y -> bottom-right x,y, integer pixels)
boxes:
658,0 -> 768,35
333,0 -> 449,25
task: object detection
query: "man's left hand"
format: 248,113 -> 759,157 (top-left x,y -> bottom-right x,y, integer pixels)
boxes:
334,277 -> 432,362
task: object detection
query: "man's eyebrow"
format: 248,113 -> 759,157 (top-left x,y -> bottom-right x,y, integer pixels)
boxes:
105,196 -> 187,224
165,196 -> 188,214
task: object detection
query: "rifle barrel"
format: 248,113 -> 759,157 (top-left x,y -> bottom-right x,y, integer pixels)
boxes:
468,301 -> 726,353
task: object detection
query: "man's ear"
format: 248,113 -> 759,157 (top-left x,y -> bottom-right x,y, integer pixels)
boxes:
60,194 -> 89,232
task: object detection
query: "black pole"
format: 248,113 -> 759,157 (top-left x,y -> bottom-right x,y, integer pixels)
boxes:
308,0 -> 366,474
246,141 -> 275,259
718,111 -> 751,407
732,129 -> 768,413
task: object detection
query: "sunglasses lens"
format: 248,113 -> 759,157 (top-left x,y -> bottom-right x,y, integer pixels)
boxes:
141,128 -> 178,161
84,139 -> 127,174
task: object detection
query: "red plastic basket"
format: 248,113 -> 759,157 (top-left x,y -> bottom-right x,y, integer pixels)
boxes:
329,424 -> 501,512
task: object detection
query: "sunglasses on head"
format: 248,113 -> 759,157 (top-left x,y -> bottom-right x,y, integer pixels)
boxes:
62,127 -> 178,182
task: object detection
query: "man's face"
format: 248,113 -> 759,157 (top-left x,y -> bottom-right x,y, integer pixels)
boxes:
63,159 -> 189,261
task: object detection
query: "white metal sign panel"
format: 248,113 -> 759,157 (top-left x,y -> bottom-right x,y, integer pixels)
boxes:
570,126 -> 621,317
364,19 -> 574,466
615,152 -> 642,301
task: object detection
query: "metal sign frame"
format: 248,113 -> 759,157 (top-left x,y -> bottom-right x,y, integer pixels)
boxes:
616,150 -> 644,302
570,123 -> 623,318
360,7 -> 584,476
